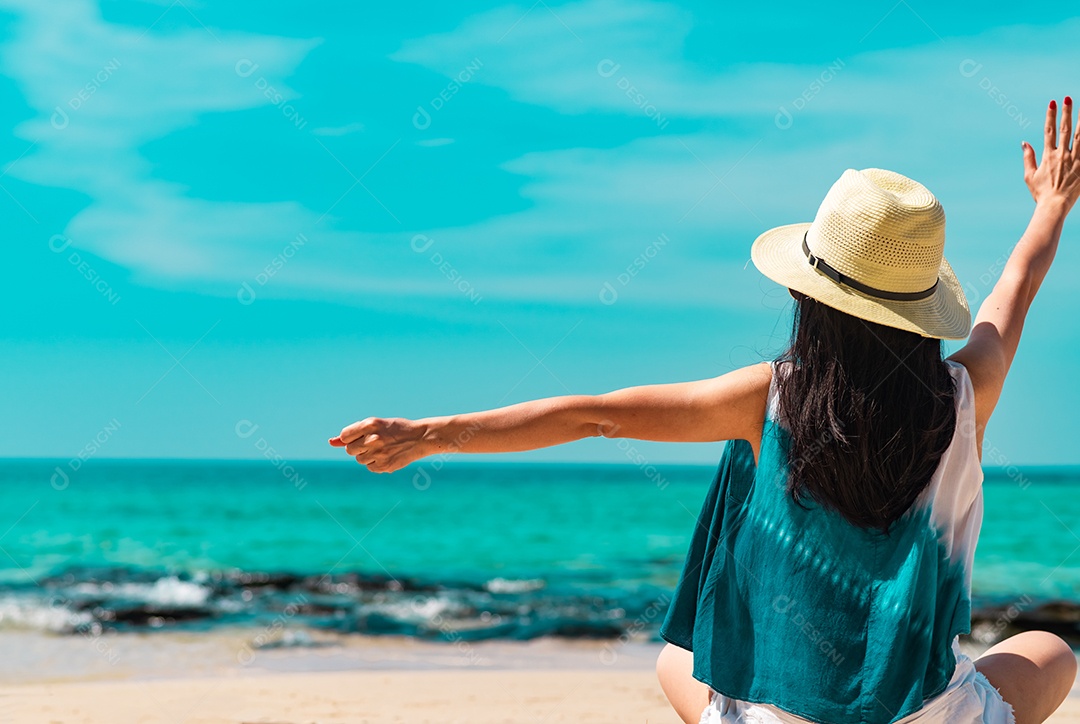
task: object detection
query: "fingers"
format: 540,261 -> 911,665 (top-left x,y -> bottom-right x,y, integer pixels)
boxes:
1022,140 -> 1037,180
1045,99 -> 1058,154
332,417 -> 410,474
345,433 -> 381,456
1071,96 -> 1080,154
355,452 -> 399,474
1062,96 -> 1073,154
338,417 -> 381,445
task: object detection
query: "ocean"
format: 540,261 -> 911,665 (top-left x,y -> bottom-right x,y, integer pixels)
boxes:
1,459 -> 1078,645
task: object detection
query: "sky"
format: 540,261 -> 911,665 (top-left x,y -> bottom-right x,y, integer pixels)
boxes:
2,0 -> 1079,466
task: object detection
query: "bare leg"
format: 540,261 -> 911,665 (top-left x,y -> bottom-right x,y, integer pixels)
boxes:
656,643 -> 711,724
974,631 -> 1076,724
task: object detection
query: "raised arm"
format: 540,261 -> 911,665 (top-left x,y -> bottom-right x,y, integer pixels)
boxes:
948,96 -> 1080,450
328,362 -> 772,473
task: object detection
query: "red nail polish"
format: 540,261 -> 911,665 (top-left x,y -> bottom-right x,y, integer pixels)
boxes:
1067,96 -> 1073,105
1051,100 -> 1057,110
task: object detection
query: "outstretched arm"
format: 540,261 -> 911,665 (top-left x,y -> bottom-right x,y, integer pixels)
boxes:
948,96 -> 1080,449
329,362 -> 771,473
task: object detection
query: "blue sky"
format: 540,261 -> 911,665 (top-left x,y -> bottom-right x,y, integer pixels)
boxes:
2,0 -> 1079,465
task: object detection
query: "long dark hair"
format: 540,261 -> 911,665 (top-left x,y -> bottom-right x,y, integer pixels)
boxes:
775,291 -> 957,531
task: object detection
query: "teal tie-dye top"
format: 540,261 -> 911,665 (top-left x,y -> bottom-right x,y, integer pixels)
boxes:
659,359 -> 984,723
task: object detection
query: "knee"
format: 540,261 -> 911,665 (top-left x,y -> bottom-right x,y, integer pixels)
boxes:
976,630 -> 1077,722
656,643 -> 690,685
1036,631 -> 1077,693
1011,630 -> 1076,709
655,643 -> 709,724
656,643 -> 677,680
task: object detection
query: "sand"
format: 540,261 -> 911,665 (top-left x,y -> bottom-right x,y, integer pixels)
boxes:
4,669 -> 1080,723
0,669 -> 678,723
0,631 -> 1077,723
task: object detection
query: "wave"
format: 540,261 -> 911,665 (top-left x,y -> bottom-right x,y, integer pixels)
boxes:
0,564 -> 668,641
3,564 -> 1076,646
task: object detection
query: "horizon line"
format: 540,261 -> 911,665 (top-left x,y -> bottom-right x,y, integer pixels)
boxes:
2,457 -> 1077,475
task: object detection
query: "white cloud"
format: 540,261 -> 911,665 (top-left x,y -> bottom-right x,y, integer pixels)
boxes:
312,121 -> 366,136
0,0 -> 338,283
389,1 -> 1080,296
3,0 -> 1077,311
416,137 -> 455,146
392,0 -> 1074,134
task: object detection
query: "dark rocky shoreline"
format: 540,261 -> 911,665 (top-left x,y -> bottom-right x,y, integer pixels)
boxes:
8,565 -> 1080,647
969,599 -> 1080,646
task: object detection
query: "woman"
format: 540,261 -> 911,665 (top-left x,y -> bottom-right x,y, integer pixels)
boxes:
330,97 -> 1080,722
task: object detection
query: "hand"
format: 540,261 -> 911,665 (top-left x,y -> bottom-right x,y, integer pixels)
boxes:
1023,96 -> 1080,213
328,417 -> 428,473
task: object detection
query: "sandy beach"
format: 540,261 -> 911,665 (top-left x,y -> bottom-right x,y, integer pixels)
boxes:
2,669 -> 678,723
1,631 -> 1079,723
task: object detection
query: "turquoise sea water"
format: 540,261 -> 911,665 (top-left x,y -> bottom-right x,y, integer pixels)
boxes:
1,459 -> 1078,640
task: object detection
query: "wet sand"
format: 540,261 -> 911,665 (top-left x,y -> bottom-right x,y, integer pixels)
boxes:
0,631 -> 1076,723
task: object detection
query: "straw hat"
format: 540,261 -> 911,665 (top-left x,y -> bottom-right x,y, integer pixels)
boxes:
750,168 -> 971,340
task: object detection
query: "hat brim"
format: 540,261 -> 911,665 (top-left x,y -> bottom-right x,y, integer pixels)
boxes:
750,223 -> 972,340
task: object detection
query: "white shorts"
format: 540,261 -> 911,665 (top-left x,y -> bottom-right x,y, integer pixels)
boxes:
698,644 -> 1015,724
